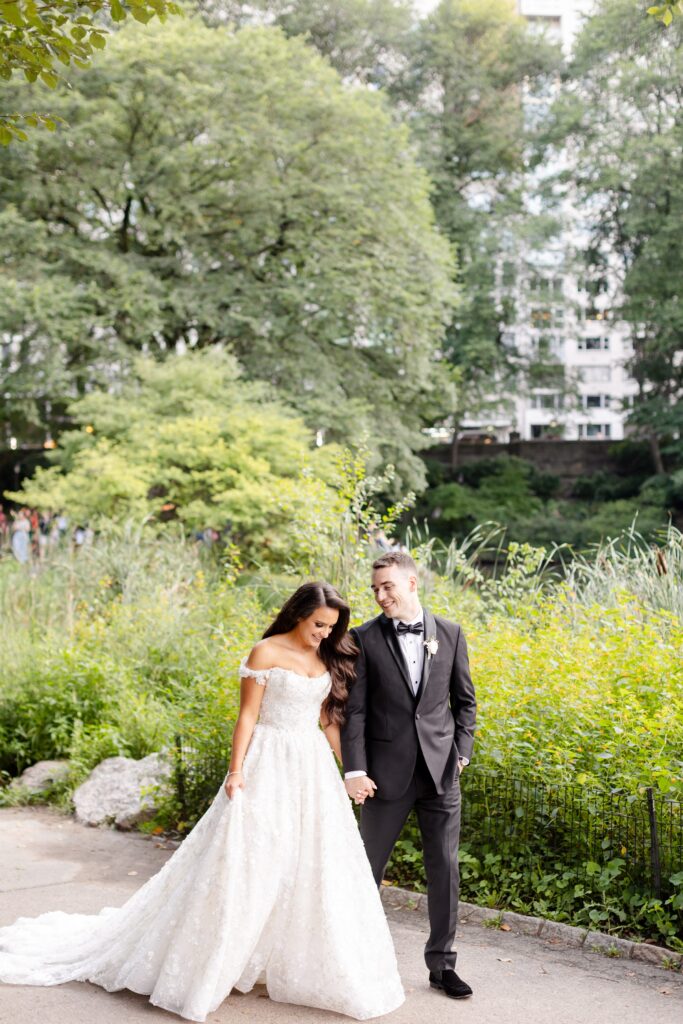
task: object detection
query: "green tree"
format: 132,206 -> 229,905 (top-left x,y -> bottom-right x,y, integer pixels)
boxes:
388,0 -> 561,447
198,0 -> 414,85
547,0 -> 683,473
6,348 -> 341,564
0,0 -> 181,141
0,20 -> 456,491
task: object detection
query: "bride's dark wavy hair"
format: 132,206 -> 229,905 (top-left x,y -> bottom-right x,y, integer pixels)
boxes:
262,581 -> 357,726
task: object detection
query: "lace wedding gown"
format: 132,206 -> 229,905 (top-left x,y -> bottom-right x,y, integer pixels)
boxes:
0,658 -> 405,1022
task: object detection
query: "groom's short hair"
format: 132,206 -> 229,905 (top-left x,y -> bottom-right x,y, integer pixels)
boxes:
372,551 -> 417,575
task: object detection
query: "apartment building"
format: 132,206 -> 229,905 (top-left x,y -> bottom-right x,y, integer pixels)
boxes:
460,0 -> 639,444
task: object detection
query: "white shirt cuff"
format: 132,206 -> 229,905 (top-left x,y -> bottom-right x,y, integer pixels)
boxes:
344,770 -> 367,779
458,756 -> 469,766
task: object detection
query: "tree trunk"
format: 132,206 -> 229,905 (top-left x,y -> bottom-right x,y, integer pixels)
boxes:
450,429 -> 460,471
648,431 -> 665,475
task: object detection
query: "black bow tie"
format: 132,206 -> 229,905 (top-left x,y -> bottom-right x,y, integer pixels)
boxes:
396,621 -> 423,636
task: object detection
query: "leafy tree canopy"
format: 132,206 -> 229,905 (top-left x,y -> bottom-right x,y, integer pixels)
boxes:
198,0 -> 415,85
6,348 -> 341,564
0,19 -> 456,492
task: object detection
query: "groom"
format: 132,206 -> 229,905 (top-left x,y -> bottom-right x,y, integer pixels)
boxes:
341,550 -> 477,999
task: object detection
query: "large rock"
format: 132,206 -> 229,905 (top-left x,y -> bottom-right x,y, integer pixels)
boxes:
73,753 -> 173,830
10,760 -> 71,794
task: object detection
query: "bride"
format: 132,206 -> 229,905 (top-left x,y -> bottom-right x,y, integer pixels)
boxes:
0,581 -> 405,1022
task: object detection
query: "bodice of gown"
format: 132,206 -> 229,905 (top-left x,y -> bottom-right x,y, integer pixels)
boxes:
238,657 -> 332,732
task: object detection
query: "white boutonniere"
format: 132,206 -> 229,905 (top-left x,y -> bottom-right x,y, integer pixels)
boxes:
423,636 -> 439,657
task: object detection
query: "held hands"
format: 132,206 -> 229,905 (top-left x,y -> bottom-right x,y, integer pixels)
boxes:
224,771 -> 244,800
344,776 -> 377,806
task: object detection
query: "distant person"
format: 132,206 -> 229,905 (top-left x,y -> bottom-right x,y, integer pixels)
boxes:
48,516 -> 61,553
10,508 -> 31,564
29,508 -> 40,557
0,505 -> 8,550
372,527 -> 394,552
38,514 -> 51,560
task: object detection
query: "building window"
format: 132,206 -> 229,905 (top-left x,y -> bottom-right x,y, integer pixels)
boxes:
528,275 -> 564,297
583,394 -> 611,409
531,307 -> 552,328
579,365 -> 611,383
577,337 -> 610,351
586,277 -> 609,296
532,334 -> 564,357
577,423 -> 612,439
531,393 -> 563,410
502,261 -> 516,287
531,307 -> 564,329
531,422 -> 564,439
525,14 -> 562,42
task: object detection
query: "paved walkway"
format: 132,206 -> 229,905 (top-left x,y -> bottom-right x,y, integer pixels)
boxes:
1,806 -> 682,1024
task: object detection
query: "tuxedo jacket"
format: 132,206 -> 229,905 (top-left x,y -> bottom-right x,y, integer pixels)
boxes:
340,610 -> 477,801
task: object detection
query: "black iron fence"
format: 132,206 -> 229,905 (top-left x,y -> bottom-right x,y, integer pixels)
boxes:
173,735 -> 683,902
458,767 -> 682,901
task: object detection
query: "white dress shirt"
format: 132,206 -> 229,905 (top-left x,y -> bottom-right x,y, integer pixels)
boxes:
394,608 -> 425,696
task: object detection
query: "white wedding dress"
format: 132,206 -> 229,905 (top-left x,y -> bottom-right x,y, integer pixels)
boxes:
0,658 -> 405,1021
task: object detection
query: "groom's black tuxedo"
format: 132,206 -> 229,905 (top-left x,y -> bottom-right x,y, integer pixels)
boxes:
341,609 -> 477,973
341,610 -> 476,801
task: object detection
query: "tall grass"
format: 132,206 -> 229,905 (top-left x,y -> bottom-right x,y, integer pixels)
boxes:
565,522 -> 683,620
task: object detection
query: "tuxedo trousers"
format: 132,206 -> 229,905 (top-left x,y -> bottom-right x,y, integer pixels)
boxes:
359,746 -> 462,972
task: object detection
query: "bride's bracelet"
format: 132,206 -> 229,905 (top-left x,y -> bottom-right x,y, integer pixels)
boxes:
226,770 -> 243,778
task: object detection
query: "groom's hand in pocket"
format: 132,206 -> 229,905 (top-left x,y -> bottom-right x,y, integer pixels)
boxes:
345,775 -> 377,805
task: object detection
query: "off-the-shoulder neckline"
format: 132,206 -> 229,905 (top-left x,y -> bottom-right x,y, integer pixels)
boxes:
239,655 -> 330,681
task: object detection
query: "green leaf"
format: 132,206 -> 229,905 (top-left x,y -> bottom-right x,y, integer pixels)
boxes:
2,1 -> 25,27
39,70 -> 59,88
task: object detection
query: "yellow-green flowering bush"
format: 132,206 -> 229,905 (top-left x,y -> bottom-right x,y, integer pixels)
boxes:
469,594 -> 683,796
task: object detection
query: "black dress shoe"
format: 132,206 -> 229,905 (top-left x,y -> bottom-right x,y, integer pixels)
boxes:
429,969 -> 473,999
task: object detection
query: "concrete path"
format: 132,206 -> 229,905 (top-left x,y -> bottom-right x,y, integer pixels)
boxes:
1,806 -> 682,1024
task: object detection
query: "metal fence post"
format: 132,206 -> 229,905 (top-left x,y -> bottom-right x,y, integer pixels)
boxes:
645,787 -> 662,899
174,734 -> 187,822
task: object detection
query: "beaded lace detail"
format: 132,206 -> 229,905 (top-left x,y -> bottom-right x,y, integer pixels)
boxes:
238,656 -> 331,731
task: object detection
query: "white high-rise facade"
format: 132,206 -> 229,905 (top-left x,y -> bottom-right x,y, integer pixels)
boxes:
461,0 -> 639,443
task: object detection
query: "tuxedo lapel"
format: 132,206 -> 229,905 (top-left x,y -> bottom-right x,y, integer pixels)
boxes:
378,615 -> 415,699
415,609 -> 437,705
